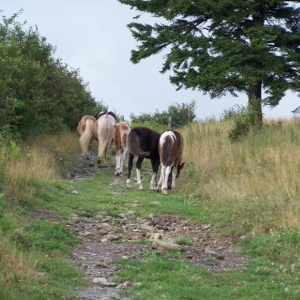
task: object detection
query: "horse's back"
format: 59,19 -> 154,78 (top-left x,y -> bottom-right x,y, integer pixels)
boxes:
159,130 -> 184,166
128,126 -> 160,157
114,122 -> 130,148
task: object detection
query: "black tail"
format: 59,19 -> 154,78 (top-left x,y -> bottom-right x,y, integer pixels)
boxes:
128,130 -> 150,157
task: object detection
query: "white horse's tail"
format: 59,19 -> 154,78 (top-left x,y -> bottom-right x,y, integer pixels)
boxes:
97,115 -> 115,162
79,119 -> 94,155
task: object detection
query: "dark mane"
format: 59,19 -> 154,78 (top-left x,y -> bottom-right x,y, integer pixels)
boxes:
94,110 -> 118,122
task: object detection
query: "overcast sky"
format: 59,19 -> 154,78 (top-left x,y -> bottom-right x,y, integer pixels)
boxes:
2,1 -> 300,121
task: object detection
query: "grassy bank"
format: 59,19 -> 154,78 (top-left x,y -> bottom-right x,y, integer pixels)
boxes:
1,119 -> 300,299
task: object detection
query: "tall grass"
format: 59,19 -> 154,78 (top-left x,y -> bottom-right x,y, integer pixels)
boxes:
0,234 -> 37,299
181,117 -> 300,235
4,132 -> 80,206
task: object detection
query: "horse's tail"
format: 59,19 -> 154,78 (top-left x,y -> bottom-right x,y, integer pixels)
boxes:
120,124 -> 130,150
79,119 -> 94,155
128,130 -> 150,157
97,117 -> 115,158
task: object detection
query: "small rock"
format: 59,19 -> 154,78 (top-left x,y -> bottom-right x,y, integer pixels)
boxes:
117,281 -> 130,289
95,261 -> 109,268
152,217 -> 165,226
92,277 -> 107,284
105,234 -> 119,241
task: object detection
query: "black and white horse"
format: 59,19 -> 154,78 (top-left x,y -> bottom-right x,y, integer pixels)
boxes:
158,129 -> 185,194
127,126 -> 161,190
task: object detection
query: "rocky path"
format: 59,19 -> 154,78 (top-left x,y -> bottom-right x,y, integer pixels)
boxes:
40,157 -> 247,300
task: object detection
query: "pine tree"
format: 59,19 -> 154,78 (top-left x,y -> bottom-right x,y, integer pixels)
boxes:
118,0 -> 300,127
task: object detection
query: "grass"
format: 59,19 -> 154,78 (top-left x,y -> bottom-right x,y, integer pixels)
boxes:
1,119 -> 300,298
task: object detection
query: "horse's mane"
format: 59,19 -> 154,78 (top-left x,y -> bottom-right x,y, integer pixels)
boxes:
94,110 -> 107,119
94,110 -> 118,121
107,111 -> 118,121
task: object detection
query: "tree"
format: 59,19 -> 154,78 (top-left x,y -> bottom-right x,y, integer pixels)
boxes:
118,0 -> 300,128
0,11 -> 105,137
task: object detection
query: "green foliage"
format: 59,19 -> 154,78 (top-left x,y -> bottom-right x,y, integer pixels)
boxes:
227,105 -> 256,142
175,236 -> 192,245
119,0 -> 300,126
16,220 -> 79,255
130,100 -> 197,129
0,11 -> 105,138
0,133 -> 21,193
240,229 -> 300,262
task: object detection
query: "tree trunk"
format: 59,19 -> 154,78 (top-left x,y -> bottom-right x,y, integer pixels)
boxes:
248,81 -> 263,130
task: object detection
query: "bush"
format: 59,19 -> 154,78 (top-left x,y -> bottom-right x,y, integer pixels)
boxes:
225,105 -> 256,142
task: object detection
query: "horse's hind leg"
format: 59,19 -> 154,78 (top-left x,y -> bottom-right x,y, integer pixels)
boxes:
87,138 -> 93,159
120,149 -> 127,175
157,165 -> 166,192
115,151 -> 121,176
97,141 -> 102,164
150,158 -> 160,190
136,157 -> 144,190
127,153 -> 134,188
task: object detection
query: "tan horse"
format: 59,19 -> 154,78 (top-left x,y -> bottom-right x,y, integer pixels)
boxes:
157,129 -> 185,194
91,113 -> 117,165
114,122 -> 130,176
77,115 -> 97,157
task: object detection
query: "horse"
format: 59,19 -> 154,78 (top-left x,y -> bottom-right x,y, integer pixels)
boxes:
114,122 -> 130,176
91,112 -> 117,165
157,129 -> 185,194
77,115 -> 97,157
127,126 -> 161,190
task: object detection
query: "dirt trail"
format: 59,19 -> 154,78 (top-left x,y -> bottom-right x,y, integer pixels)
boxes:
37,156 -> 247,300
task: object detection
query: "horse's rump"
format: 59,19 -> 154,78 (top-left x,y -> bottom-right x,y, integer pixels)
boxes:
114,122 -> 130,151
159,130 -> 184,166
77,115 -> 96,136
158,129 -> 184,193
128,127 -> 160,158
77,115 -> 97,156
95,114 -> 116,160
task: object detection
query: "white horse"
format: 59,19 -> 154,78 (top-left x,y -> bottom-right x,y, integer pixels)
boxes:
91,113 -> 117,164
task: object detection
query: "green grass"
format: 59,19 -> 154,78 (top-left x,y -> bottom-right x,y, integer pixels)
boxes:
2,155 -> 300,299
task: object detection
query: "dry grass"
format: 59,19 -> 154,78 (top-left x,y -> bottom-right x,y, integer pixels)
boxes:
4,132 -> 80,205
180,118 -> 300,234
0,234 -> 37,294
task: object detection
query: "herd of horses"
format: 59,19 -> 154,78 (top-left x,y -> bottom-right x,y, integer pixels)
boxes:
77,111 -> 185,194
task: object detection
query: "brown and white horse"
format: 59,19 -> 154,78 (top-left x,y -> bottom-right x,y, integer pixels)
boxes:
77,115 -> 97,157
158,129 -> 185,194
91,112 -> 117,165
127,126 -> 161,190
114,122 -> 130,176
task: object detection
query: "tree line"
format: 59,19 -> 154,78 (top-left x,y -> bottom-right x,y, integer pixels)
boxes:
0,11 -> 106,139
0,11 -> 198,142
